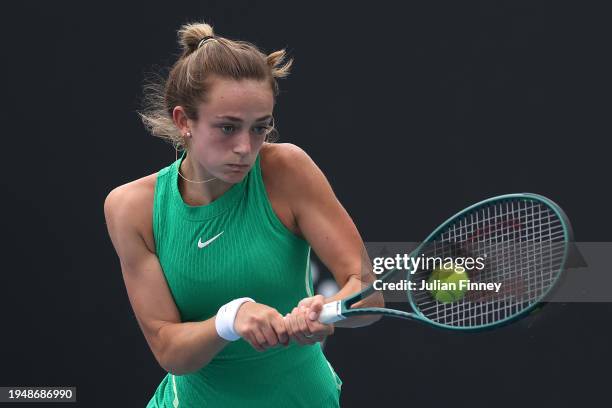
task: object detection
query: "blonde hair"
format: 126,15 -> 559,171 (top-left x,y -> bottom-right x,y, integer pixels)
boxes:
138,21 -> 293,151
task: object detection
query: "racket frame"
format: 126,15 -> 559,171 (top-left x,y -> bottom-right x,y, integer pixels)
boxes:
319,192 -> 573,331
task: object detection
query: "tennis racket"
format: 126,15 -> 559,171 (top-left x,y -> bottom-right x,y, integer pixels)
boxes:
319,193 -> 573,331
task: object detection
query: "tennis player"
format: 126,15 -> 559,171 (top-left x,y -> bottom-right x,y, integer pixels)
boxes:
104,21 -> 382,407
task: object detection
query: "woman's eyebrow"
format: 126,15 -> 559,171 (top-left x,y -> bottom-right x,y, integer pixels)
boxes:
215,115 -> 272,122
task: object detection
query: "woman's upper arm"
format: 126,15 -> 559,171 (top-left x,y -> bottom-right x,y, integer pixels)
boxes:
104,185 -> 181,369
270,144 -> 367,288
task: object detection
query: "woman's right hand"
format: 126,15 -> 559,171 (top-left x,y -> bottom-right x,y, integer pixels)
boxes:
233,302 -> 289,352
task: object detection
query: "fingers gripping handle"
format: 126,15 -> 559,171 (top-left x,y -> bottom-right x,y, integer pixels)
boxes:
319,300 -> 347,324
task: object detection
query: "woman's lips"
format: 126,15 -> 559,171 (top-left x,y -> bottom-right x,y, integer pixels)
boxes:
226,164 -> 249,171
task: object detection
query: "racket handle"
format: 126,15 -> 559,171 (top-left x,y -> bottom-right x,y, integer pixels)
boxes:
319,301 -> 346,324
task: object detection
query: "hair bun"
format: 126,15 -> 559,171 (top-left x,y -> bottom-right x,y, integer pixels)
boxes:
177,22 -> 215,55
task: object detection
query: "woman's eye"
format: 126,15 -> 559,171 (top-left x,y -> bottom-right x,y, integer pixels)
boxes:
253,126 -> 269,135
218,124 -> 270,135
220,125 -> 235,134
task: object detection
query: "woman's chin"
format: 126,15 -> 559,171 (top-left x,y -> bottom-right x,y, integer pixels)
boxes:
221,171 -> 248,183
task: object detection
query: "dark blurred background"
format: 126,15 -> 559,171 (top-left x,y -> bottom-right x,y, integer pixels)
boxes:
1,1 -> 610,407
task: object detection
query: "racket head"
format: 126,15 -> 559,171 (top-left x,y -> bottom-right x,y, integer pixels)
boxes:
405,192 -> 573,331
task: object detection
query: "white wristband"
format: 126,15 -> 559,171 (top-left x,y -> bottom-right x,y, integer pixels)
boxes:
215,297 -> 255,341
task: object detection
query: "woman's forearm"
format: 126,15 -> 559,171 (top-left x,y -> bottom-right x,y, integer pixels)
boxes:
158,317 -> 228,375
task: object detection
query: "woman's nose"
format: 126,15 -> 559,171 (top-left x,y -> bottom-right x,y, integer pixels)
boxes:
232,131 -> 252,155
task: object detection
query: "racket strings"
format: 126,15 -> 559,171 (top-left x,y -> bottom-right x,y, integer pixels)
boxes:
411,199 -> 566,328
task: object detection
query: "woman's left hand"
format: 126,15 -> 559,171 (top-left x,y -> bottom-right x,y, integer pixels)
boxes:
284,295 -> 335,345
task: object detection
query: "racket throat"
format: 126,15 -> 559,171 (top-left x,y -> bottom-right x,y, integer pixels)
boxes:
319,300 -> 346,324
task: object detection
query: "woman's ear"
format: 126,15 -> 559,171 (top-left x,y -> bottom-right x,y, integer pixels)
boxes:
172,105 -> 191,135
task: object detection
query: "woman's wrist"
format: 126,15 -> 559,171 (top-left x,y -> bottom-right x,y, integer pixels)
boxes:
215,297 -> 255,341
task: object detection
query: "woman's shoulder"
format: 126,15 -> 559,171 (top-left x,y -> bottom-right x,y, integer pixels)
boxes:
259,143 -> 313,237
259,142 -> 313,177
259,142 -> 326,238
259,142 -> 315,189
104,172 -> 158,253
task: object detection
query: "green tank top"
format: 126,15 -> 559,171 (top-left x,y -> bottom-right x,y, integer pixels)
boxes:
146,150 -> 342,407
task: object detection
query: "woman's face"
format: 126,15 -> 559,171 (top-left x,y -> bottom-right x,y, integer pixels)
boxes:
189,77 -> 274,184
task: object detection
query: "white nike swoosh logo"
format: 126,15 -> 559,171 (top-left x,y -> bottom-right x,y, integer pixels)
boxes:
198,231 -> 224,249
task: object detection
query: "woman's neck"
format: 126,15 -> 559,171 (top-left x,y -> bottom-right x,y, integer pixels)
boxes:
178,154 -> 232,205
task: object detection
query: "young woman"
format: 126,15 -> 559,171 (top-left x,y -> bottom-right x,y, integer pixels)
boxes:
104,21 -> 381,407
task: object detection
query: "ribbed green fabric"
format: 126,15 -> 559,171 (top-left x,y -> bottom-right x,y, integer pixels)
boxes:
146,150 -> 342,407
